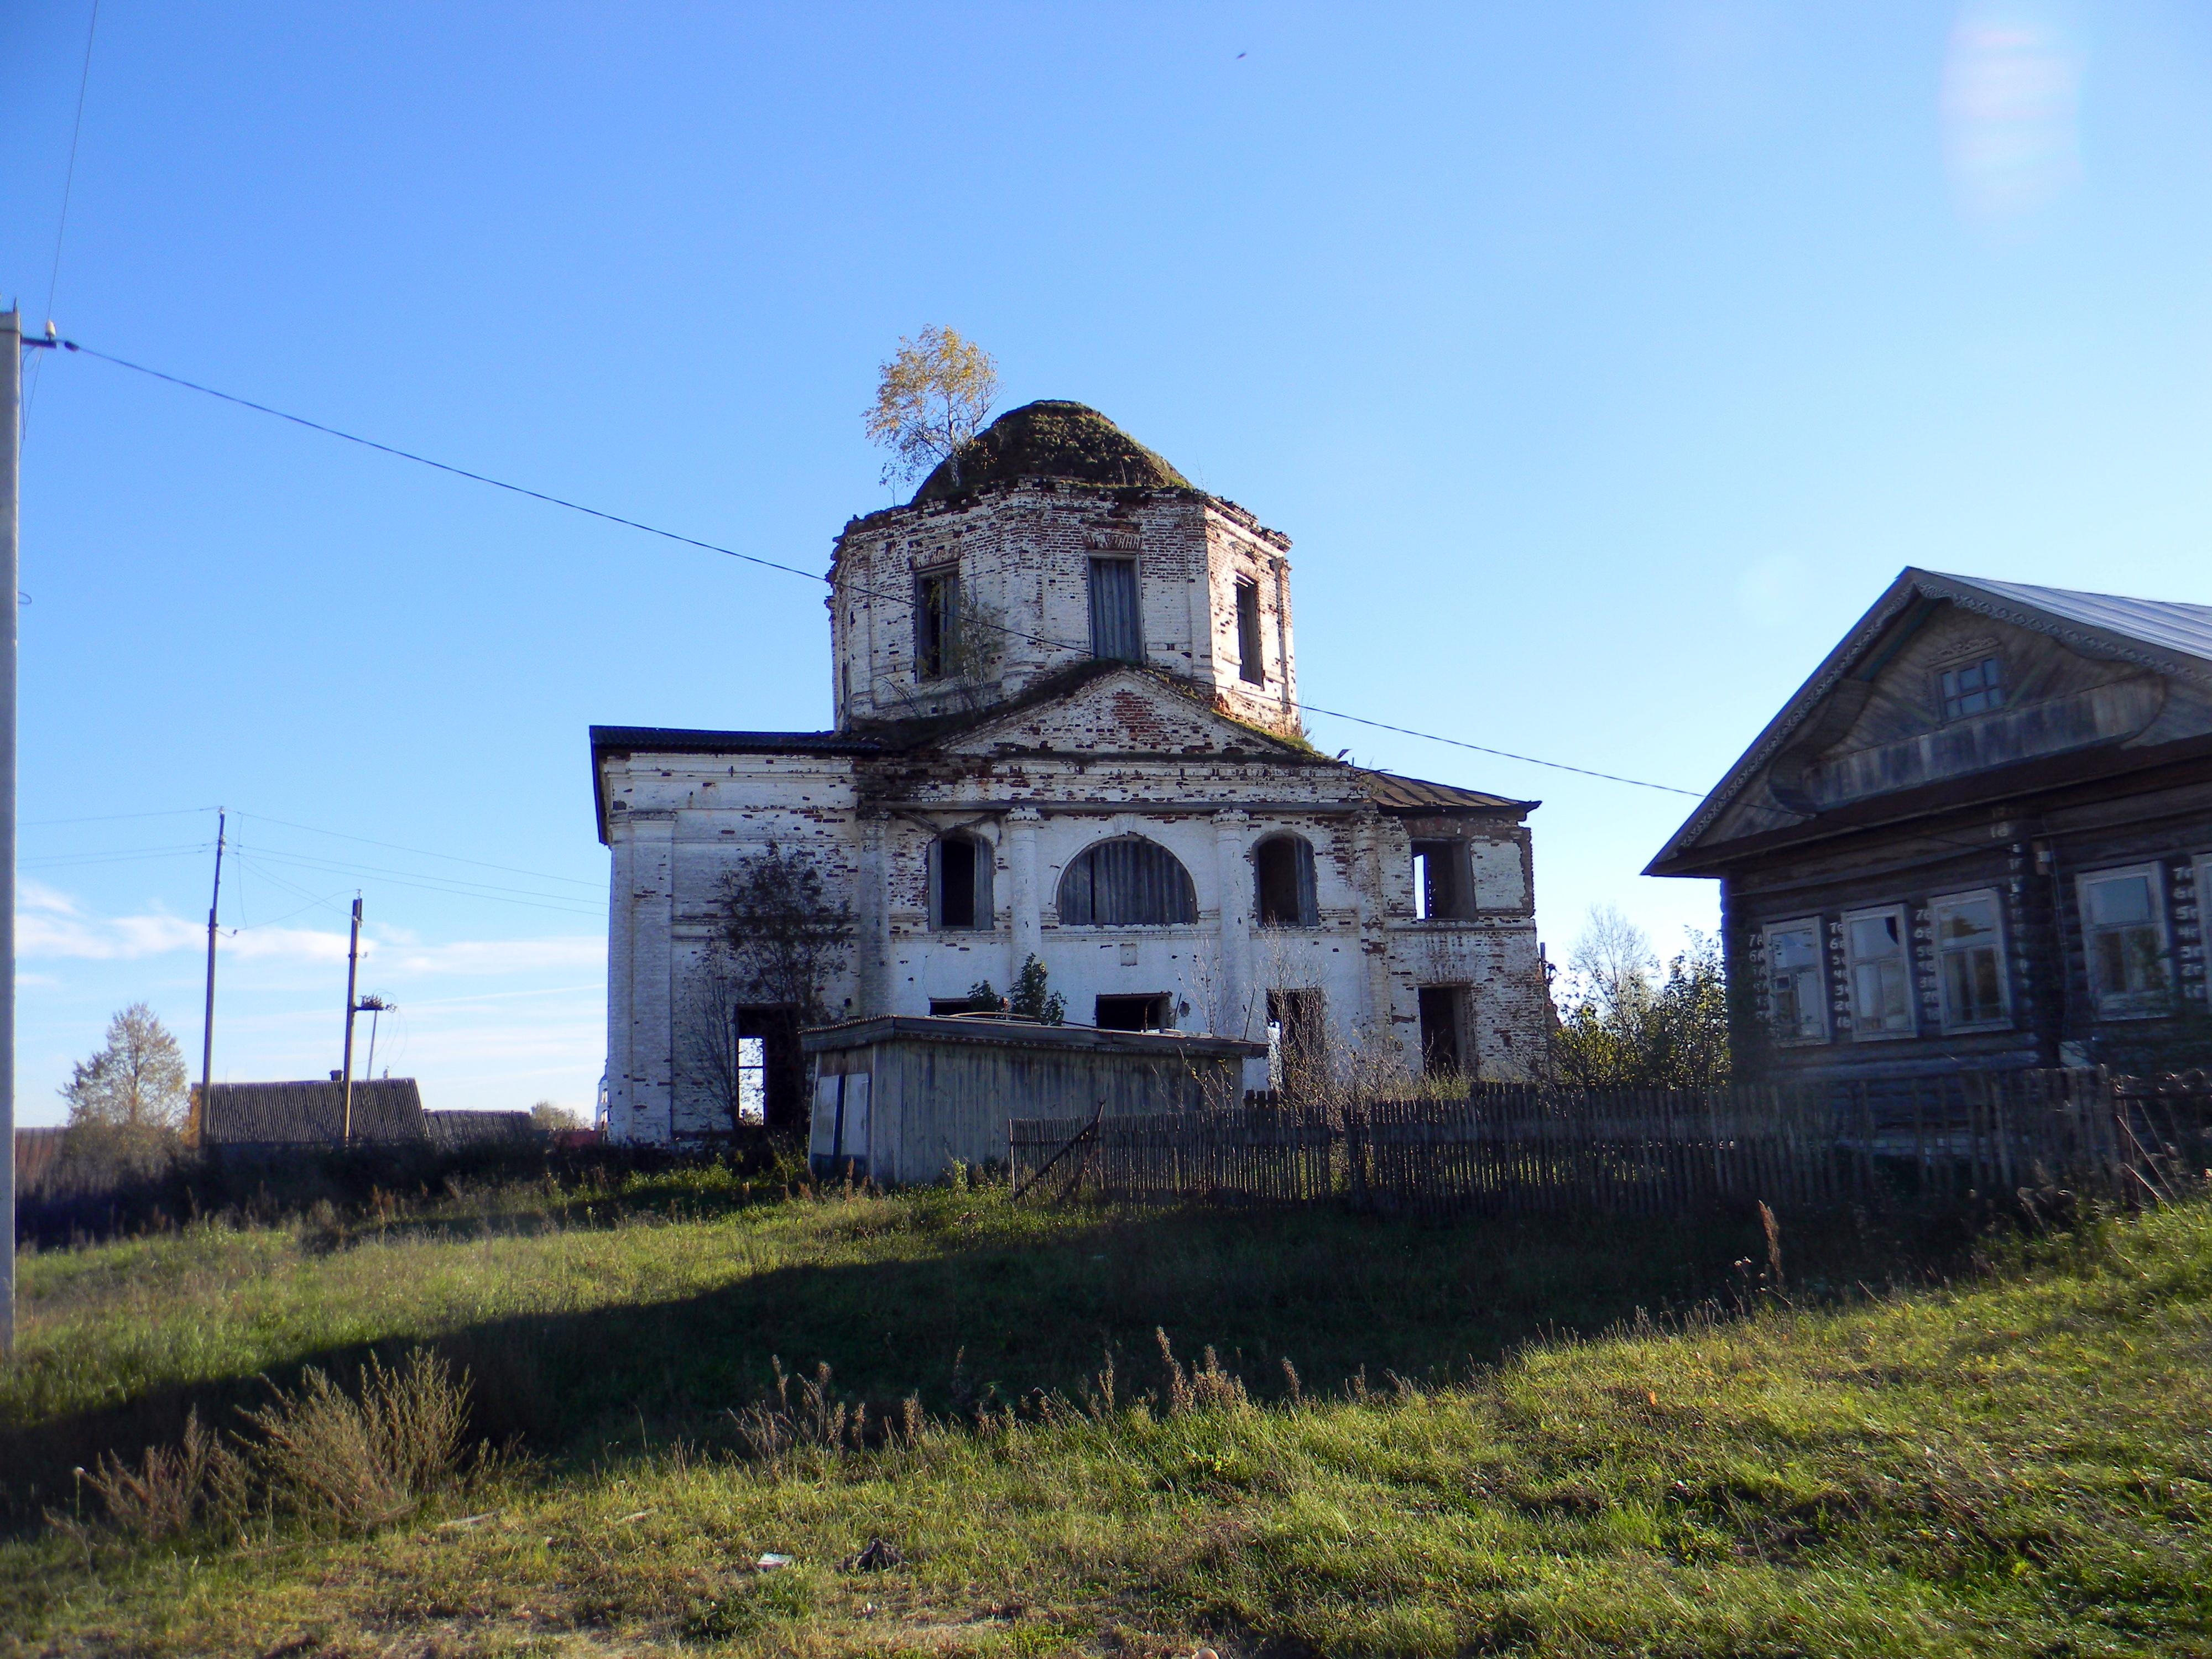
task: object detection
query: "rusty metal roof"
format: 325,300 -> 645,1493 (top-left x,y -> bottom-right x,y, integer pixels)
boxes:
1353,769 -> 1532,813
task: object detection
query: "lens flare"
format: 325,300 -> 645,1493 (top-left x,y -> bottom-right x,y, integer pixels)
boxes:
1942,1 -> 2083,226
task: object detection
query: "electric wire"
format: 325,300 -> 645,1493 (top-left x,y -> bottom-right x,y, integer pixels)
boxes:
23,0 -> 101,437
54,337 -> 1705,799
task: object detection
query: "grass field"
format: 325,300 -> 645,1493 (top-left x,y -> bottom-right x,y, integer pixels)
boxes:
5,1166 -> 2210,1655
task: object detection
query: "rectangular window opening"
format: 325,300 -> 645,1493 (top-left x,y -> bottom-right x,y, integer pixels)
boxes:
1939,656 -> 2006,720
939,839 -> 977,930
1095,993 -> 1170,1032
1765,919 -> 1827,1043
1235,579 -> 1265,685
2079,865 -> 2169,1019
1412,840 -> 1470,921
1417,986 -> 1464,1077
1933,890 -> 2010,1030
1844,906 -> 1914,1038
1088,557 -> 1143,662
915,568 -> 958,681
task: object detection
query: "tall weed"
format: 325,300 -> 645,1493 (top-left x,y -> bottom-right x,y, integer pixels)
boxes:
76,1408 -> 248,1542
242,1348 -> 471,1530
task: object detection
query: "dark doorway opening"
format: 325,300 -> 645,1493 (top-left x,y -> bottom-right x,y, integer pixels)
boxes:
1095,993 -> 1171,1032
735,1006 -> 805,1131
1417,986 -> 1464,1076
1267,988 -> 1326,1097
1255,835 -> 1317,927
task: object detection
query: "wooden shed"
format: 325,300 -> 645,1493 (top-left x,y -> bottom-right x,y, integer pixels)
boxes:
800,1014 -> 1266,1184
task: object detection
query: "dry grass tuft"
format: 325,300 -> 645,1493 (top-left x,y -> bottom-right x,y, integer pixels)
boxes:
1155,1327 -> 1248,1415
76,1408 -> 247,1542
241,1348 -> 470,1531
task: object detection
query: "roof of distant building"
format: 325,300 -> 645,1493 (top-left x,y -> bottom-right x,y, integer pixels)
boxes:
195,1078 -> 426,1146
911,400 -> 1191,505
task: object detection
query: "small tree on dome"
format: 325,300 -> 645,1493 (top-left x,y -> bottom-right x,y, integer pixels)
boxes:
865,326 -> 1000,489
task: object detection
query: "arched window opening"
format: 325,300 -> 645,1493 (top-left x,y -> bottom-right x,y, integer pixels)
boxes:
1057,837 -> 1197,927
930,834 -> 994,931
1254,834 -> 1318,927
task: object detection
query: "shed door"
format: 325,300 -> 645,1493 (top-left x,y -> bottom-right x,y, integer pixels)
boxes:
836,1073 -> 870,1166
808,1072 -> 873,1174
808,1072 -> 842,1162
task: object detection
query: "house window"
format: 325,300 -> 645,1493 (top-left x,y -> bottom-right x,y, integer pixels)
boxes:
1235,579 -> 1265,685
1764,919 -> 1827,1042
930,834 -> 993,931
1417,986 -> 1464,1076
1095,993 -> 1171,1031
1254,834 -> 1318,927
1939,656 -> 2005,720
1057,836 -> 1197,926
2079,864 -> 2169,1019
1089,557 -> 1143,662
1933,890 -> 2010,1030
1844,906 -> 1915,1037
1266,988 -> 1325,1095
915,568 -> 958,681
1412,840 -> 1472,920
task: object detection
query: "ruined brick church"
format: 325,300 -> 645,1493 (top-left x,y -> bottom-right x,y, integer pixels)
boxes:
592,401 -> 1547,1142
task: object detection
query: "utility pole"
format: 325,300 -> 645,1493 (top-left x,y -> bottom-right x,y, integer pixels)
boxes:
198,809 -> 225,1138
341,896 -> 362,1142
2,307 -> 22,1358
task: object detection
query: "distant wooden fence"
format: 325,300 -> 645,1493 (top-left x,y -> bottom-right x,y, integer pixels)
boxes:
1009,1069 -> 2212,1215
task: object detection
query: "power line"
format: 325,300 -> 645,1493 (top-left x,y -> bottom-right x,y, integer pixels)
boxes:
230,809 -> 604,888
55,337 -> 1705,800
23,0 -> 102,436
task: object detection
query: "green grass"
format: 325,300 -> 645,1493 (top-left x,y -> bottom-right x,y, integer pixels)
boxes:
7,1171 -> 2210,1655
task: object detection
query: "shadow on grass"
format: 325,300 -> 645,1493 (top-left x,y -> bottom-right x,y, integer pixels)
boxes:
5,1194 -> 1984,1528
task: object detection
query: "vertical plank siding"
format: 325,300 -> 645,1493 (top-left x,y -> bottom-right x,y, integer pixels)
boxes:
1010,1070 -> 2211,1214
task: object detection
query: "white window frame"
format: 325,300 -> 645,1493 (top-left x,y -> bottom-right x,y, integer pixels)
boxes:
1763,917 -> 1828,1045
2192,852 -> 2212,1007
1930,888 -> 2012,1034
2078,862 -> 2172,1021
1843,903 -> 1917,1041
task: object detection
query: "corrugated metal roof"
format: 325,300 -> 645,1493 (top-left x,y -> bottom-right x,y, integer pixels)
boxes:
1353,769 -> 1532,812
425,1109 -> 536,1148
198,1079 -> 426,1146
1938,573 -> 2212,666
591,726 -> 883,756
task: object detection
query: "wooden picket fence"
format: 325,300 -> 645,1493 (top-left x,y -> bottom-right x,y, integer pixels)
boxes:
1008,1068 -> 2212,1215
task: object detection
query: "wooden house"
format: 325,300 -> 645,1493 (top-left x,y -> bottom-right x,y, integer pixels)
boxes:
1648,569 -> 2212,1085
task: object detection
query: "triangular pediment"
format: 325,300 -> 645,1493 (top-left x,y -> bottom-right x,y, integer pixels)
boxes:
932,666 -> 1309,759
1648,569 -> 2212,874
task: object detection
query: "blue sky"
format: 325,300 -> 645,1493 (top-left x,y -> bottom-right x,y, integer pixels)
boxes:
4,2 -> 2210,1126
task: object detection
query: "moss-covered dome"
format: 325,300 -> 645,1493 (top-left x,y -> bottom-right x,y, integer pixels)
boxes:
912,400 -> 1190,505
